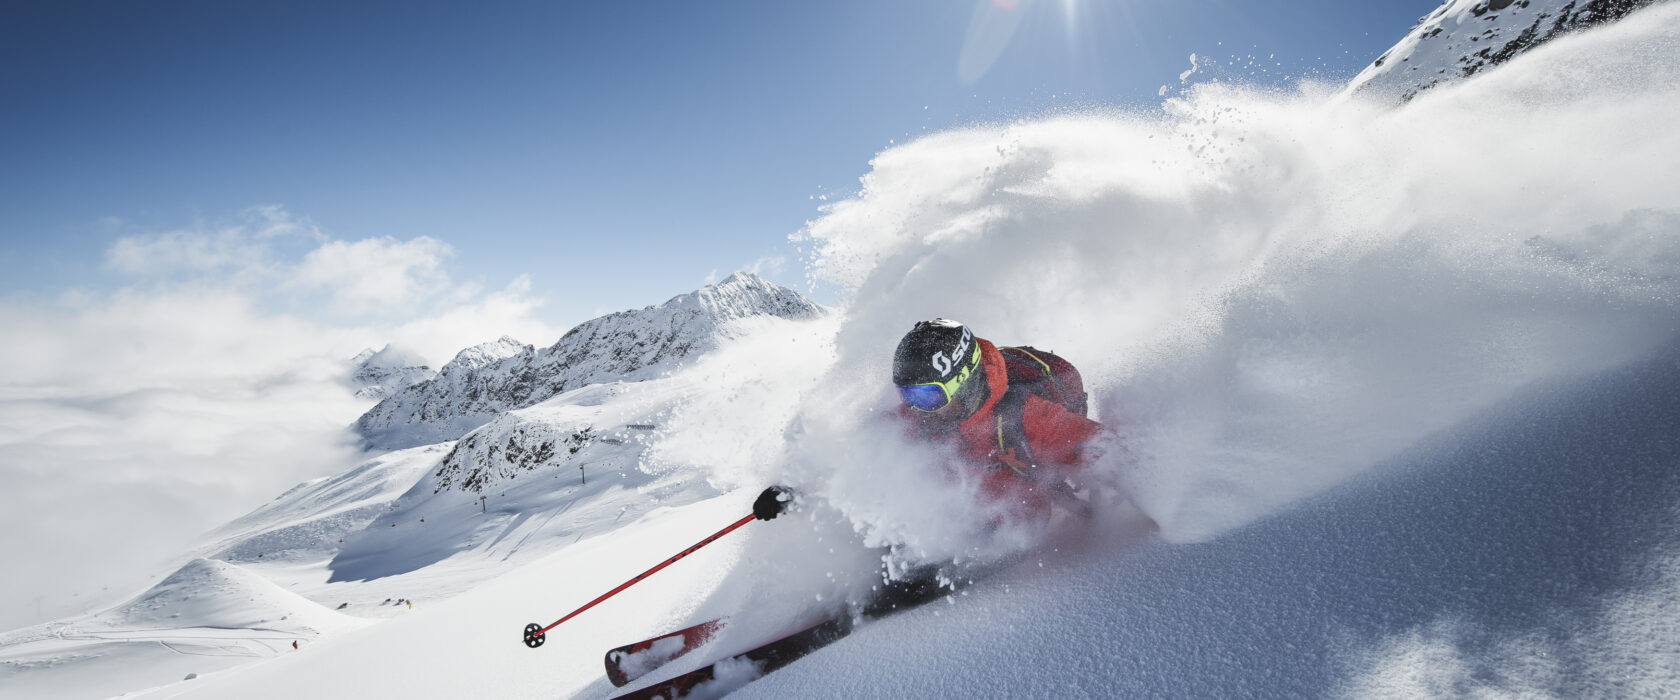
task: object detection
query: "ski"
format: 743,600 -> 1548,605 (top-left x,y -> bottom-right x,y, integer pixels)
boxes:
606,563 -> 982,698
609,615 -> 853,700
604,617 -> 728,687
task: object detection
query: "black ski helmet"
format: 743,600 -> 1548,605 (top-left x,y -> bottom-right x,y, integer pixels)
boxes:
893,319 -> 987,415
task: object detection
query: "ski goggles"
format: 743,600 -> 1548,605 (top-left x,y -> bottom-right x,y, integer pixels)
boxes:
895,345 -> 981,412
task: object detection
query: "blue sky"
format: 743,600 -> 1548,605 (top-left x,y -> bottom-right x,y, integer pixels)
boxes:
2,0 -> 1435,329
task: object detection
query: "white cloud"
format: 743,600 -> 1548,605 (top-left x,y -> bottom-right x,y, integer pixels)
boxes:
0,211 -> 566,631
102,205 -> 323,278
291,236 -> 455,314
105,228 -> 269,276
99,207 -> 471,319
0,286 -> 367,630
244,204 -> 323,240
381,275 -> 563,364
2,287 -> 329,394
742,255 -> 787,278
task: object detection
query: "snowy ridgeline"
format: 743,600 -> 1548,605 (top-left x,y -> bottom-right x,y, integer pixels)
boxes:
354,271 -> 823,450
1342,0 -> 1661,102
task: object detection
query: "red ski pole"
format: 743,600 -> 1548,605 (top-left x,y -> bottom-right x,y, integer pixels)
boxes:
523,512 -> 757,648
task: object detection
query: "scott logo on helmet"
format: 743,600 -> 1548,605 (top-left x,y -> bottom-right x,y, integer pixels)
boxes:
930,326 -> 973,377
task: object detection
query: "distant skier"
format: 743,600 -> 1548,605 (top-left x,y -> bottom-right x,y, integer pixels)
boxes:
756,318 -> 1101,525
292,640 -> 298,650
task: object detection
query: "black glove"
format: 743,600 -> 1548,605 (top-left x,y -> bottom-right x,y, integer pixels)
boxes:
753,485 -> 795,521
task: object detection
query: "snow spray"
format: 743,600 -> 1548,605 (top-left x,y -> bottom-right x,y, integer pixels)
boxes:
785,5 -> 1680,550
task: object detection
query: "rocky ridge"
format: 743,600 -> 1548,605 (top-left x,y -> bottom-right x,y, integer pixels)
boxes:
1343,0 -> 1660,103
354,272 -> 822,450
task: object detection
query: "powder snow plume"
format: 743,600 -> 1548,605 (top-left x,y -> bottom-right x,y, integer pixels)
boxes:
785,4 -> 1680,555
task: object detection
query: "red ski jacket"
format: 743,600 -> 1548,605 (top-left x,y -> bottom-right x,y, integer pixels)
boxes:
903,338 -> 1103,521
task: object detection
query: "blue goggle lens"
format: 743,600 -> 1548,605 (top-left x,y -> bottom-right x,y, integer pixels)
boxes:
897,383 -> 951,412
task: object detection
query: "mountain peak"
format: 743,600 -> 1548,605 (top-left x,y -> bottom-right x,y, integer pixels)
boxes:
716,270 -> 757,286
445,336 -> 529,373
350,344 -> 437,401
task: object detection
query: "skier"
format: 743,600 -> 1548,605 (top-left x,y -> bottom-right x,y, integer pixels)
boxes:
889,318 -> 1100,519
590,325 -> 1111,695
751,318 -> 1105,616
755,318 -> 1101,525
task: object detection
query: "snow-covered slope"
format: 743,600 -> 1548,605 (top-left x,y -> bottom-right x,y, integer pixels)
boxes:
146,495 -> 770,700
329,378 -> 714,584
1343,0 -> 1662,103
0,446 -> 446,700
195,444 -> 450,566
105,558 -> 363,634
0,558 -> 368,700
348,344 -> 436,401
355,272 -> 822,450
329,313 -> 836,585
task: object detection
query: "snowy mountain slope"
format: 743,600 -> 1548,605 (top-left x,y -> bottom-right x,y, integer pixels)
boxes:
0,449 -> 443,700
348,345 -> 436,401
353,336 -> 530,449
145,495 -> 765,700
355,272 -> 822,450
329,378 -> 716,583
0,558 -> 369,700
1342,0 -> 1662,102
329,313 -> 837,584
194,444 -> 450,566
103,558 -> 364,634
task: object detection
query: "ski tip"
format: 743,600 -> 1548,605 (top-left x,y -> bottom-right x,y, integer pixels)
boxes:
604,617 -> 730,687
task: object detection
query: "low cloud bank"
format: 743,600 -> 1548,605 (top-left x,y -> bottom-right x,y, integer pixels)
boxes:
0,208 -> 562,631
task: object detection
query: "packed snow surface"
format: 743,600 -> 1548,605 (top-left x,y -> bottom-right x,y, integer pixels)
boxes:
7,3 -> 1680,699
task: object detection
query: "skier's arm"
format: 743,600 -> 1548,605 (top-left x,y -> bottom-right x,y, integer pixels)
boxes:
1022,397 -> 1103,470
